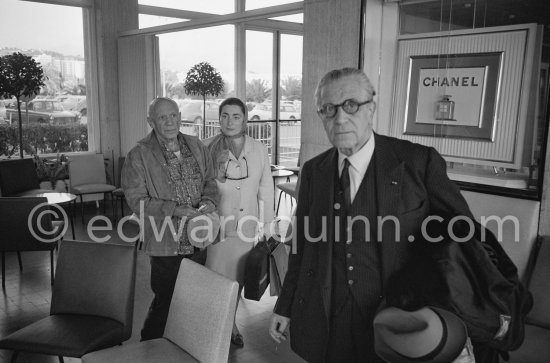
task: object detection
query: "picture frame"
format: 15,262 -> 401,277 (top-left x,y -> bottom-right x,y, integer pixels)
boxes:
403,52 -> 502,141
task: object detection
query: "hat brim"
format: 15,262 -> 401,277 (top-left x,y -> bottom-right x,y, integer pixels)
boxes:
374,306 -> 467,363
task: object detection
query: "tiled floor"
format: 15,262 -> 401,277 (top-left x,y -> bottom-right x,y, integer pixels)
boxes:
0,183 -> 303,363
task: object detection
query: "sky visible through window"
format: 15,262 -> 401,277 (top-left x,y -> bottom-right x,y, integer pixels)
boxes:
1,0 -> 84,57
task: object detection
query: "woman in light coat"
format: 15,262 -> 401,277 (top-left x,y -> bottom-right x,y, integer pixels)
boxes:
204,97 -> 274,347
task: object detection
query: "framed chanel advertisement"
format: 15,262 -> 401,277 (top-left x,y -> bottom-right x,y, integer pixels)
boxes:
390,24 -> 540,169
404,52 -> 502,141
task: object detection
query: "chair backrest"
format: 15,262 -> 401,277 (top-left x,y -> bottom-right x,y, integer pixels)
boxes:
51,240 -> 137,340
0,158 -> 40,196
461,190 -> 540,281
68,154 -> 108,187
0,197 -> 58,252
526,237 -> 550,328
164,259 -> 238,363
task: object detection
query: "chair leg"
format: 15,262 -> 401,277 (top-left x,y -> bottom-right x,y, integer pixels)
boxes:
103,192 -> 107,215
10,351 -> 19,363
58,356 -> 64,363
2,252 -> 5,290
17,251 -> 23,271
80,195 -> 84,225
70,199 -> 76,240
50,249 -> 55,286
120,197 -> 125,220
111,192 -> 115,221
275,191 -> 284,216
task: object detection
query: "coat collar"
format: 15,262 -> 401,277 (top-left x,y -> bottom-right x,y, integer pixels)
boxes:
138,131 -> 205,176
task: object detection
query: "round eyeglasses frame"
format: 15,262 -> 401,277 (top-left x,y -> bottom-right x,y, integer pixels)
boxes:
317,99 -> 373,119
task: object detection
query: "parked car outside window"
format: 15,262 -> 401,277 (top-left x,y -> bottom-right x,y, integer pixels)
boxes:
5,99 -> 81,125
57,95 -> 87,116
178,100 -> 219,124
248,103 -> 300,121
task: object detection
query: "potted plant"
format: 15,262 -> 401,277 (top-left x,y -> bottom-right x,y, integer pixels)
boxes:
183,62 -> 224,138
0,52 -> 46,158
34,153 -> 69,191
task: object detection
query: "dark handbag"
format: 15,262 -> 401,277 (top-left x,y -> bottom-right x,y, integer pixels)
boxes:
244,236 -> 278,301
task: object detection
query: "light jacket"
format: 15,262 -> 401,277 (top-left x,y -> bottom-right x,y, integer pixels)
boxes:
203,135 -> 274,241
122,131 -> 219,256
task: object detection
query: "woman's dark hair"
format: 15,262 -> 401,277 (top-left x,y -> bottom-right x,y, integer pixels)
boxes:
218,97 -> 247,118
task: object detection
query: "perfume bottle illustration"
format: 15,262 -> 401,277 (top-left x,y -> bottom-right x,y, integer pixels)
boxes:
435,95 -> 455,121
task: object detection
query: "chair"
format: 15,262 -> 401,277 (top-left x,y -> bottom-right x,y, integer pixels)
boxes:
0,240 -> 137,362
67,154 -> 116,224
81,259 -> 239,363
509,237 -> 550,362
276,181 -> 298,216
113,156 -> 126,221
273,144 -> 302,216
0,158 -> 49,197
0,197 -> 63,289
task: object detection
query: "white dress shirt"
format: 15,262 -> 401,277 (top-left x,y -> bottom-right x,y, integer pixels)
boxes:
338,135 -> 375,203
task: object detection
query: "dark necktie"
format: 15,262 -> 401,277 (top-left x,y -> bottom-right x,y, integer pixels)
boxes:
340,158 -> 351,209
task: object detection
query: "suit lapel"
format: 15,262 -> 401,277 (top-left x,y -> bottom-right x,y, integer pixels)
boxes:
314,148 -> 337,320
373,134 -> 405,289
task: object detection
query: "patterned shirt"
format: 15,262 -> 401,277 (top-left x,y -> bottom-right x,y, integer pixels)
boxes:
160,136 -> 203,255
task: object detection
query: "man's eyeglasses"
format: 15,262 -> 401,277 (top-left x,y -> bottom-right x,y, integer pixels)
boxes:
224,157 -> 248,180
317,99 -> 373,119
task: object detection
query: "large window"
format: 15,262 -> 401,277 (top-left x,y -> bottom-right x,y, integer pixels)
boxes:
137,1 -> 303,166
156,26 -> 235,139
0,0 -> 90,159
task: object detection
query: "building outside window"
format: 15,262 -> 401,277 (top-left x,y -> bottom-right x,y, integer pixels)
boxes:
0,0 -> 90,159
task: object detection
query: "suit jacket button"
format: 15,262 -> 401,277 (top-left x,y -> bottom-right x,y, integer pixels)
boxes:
348,279 -> 354,286
307,269 -> 313,276
298,298 -> 304,305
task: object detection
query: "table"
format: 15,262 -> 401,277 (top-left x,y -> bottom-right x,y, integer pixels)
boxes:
271,169 -> 294,206
271,169 -> 294,184
18,191 -> 77,240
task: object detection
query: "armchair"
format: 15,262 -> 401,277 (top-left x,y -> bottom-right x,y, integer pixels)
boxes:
0,197 -> 63,289
82,259 -> 239,363
0,158 -> 50,197
509,237 -> 550,362
67,154 -> 116,224
0,240 -> 137,362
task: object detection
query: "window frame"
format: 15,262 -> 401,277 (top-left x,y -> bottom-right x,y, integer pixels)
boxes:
14,0 -> 98,157
133,0 -> 304,165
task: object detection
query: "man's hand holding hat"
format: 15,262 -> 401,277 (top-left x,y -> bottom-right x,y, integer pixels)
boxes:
373,306 -> 470,363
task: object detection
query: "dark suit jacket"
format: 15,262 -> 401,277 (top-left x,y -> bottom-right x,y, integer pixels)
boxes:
273,133 -> 474,362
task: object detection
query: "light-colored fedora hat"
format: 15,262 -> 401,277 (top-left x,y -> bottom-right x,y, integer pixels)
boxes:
373,306 -> 467,363
186,212 -> 221,249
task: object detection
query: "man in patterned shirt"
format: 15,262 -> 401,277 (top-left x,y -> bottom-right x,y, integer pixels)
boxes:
122,97 -> 219,340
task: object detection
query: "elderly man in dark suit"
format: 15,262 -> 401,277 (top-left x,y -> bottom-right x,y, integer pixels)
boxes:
269,68 -> 475,362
